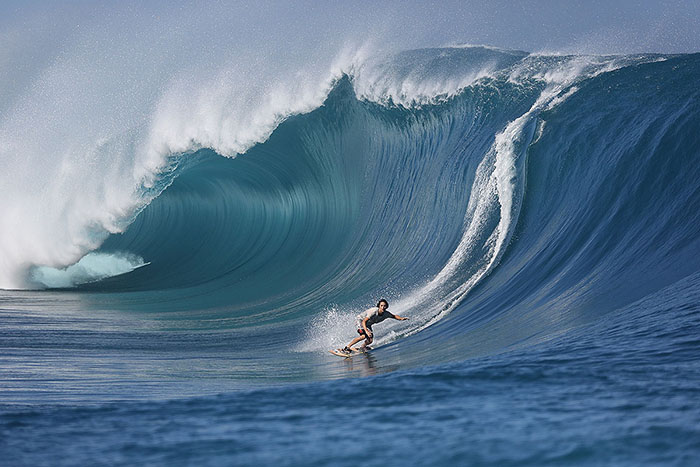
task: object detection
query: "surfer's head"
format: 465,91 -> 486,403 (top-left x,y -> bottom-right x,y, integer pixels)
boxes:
377,299 -> 389,311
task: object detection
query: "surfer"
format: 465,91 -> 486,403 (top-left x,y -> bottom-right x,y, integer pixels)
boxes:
339,299 -> 408,354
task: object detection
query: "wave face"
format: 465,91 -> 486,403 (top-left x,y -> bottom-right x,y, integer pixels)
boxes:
2,47 -> 700,372
3,36 -> 700,464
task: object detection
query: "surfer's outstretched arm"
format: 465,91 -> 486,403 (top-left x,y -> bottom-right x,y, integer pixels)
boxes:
392,314 -> 408,321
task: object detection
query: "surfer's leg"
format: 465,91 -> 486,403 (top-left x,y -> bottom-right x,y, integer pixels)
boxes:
360,334 -> 373,349
345,335 -> 365,350
344,328 -> 370,351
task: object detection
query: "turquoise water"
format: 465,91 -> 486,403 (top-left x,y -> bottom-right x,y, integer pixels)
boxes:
1,46 -> 700,465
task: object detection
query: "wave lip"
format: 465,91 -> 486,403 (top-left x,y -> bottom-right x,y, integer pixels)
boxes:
351,46 -> 528,106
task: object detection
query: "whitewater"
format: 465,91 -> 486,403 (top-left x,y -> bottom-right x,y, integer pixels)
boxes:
2,3 -> 700,466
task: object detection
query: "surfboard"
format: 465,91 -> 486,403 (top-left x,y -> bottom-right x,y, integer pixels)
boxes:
329,347 -> 370,358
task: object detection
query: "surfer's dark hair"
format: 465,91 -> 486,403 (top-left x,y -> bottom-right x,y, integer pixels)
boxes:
377,299 -> 389,308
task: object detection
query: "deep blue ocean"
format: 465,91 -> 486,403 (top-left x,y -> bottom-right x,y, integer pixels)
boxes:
1,44 -> 700,465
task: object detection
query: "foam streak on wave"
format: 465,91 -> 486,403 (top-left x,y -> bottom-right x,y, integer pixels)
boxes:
382,56 -> 638,342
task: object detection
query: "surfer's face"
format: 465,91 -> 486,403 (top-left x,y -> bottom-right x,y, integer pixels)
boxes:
378,302 -> 388,312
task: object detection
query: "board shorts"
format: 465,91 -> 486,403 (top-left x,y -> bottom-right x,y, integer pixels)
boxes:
357,327 -> 372,338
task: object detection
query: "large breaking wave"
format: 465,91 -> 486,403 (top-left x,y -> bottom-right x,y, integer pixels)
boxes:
2,44 -> 699,370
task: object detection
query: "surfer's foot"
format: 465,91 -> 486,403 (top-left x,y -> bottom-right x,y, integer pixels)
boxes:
342,347 -> 353,353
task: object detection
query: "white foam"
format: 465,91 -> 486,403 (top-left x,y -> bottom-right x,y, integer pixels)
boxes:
298,305 -> 359,352
30,252 -> 148,289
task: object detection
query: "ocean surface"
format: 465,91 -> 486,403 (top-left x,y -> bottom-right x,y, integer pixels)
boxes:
1,40 -> 700,466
